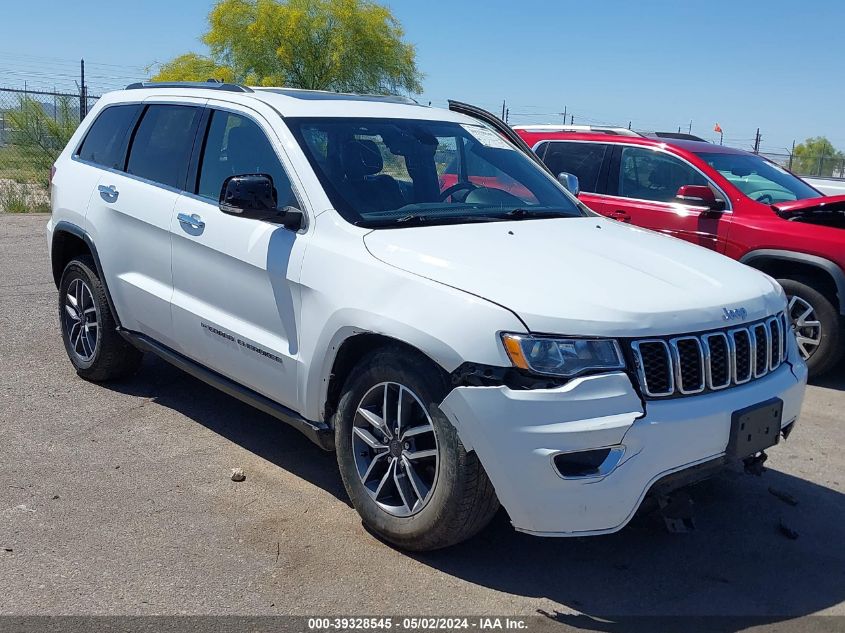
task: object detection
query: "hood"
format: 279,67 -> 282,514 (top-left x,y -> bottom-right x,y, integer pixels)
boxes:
772,195 -> 845,215
772,195 -> 845,228
364,217 -> 785,337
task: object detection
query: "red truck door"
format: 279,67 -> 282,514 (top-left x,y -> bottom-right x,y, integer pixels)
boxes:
596,145 -> 732,252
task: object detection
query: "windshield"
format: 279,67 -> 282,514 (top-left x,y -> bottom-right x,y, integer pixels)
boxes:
285,117 -> 584,227
695,152 -> 821,204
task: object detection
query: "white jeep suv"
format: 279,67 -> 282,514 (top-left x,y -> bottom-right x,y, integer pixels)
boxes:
47,82 -> 807,550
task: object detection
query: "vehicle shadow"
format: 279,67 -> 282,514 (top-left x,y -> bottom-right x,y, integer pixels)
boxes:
105,355 -> 844,624
409,467 -> 845,622
809,363 -> 845,391
105,354 -> 348,504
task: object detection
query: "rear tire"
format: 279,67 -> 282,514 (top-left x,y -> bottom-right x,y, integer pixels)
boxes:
334,346 -> 499,551
777,277 -> 843,377
59,255 -> 142,381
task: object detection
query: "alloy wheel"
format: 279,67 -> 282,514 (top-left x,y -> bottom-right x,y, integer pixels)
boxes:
788,294 -> 822,360
63,278 -> 98,362
352,381 -> 439,517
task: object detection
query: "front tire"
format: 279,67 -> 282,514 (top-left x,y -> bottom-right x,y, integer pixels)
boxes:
59,255 -> 142,381
778,277 -> 843,377
334,346 -> 499,551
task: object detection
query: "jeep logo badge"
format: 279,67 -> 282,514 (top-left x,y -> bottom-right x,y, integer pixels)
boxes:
722,307 -> 747,321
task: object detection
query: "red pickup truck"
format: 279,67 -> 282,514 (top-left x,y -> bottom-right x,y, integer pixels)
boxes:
514,125 -> 845,377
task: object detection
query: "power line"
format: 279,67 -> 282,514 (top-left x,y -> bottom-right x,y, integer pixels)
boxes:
0,50 -> 148,72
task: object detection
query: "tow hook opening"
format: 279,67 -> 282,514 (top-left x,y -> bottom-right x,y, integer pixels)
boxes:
552,446 -> 625,479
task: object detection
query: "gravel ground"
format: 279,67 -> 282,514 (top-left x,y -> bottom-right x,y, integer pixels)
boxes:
1,213 -> 844,623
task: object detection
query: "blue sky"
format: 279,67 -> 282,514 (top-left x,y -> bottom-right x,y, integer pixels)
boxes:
1,0 -> 842,152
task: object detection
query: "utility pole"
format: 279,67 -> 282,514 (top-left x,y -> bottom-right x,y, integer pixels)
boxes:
627,121 -> 631,130
753,128 -> 761,154
79,58 -> 87,122
562,106 -> 567,123
501,100 -> 506,120
788,140 -> 795,171
505,108 -> 509,124
688,120 -> 692,134
570,114 -> 574,125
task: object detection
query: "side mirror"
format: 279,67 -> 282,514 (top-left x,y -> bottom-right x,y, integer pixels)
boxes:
219,174 -> 304,230
557,172 -> 580,197
675,185 -> 725,211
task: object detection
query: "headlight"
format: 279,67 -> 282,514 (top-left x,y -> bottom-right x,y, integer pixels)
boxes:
501,333 -> 625,377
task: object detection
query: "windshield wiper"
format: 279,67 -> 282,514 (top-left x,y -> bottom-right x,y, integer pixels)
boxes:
369,213 -> 507,228
504,208 -> 575,219
395,214 -> 429,225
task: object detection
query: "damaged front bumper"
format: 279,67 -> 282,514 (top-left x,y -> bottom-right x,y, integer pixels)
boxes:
439,354 -> 807,537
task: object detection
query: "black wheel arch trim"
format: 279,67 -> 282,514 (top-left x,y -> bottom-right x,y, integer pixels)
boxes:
51,221 -> 123,328
741,249 -> 845,315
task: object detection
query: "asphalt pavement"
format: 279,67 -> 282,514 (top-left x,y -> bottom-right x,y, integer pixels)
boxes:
2,213 -> 844,624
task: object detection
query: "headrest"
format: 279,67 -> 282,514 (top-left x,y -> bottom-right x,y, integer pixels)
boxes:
341,139 -> 383,179
648,161 -> 675,188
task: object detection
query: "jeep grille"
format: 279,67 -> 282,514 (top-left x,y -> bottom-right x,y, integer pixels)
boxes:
631,314 -> 789,398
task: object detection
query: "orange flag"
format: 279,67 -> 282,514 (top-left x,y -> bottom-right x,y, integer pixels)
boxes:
714,123 -> 723,133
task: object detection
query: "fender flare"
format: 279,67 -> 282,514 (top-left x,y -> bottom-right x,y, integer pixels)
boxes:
51,221 -> 123,328
740,249 -> 845,315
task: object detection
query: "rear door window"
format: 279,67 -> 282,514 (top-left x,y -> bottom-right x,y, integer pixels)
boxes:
76,104 -> 141,169
126,105 -> 202,189
542,142 -> 608,193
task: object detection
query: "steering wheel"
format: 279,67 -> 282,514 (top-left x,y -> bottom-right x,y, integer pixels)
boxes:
755,193 -> 774,204
439,181 -> 478,202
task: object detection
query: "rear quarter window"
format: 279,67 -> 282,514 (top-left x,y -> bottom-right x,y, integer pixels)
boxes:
76,104 -> 141,169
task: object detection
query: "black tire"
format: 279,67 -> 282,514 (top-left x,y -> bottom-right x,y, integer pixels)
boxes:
334,346 -> 499,551
58,255 -> 142,381
778,277 -> 843,377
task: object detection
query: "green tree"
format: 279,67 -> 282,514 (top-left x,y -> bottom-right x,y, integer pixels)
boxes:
152,0 -> 423,94
792,136 -> 845,177
150,53 -> 235,84
7,96 -> 78,187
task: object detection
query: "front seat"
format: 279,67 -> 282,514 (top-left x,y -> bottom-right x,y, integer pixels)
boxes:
340,139 -> 405,212
647,161 -> 679,202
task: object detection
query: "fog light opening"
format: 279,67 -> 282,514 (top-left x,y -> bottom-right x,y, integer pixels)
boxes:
552,446 -> 625,479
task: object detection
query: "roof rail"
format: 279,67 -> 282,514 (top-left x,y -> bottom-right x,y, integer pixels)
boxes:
255,87 -> 418,105
125,80 -> 253,93
512,124 -> 642,137
647,131 -> 709,142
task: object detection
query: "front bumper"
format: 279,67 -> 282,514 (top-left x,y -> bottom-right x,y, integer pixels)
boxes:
439,349 -> 807,537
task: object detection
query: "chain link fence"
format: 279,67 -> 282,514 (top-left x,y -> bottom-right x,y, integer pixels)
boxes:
2,83 -> 844,212
0,87 -> 99,212
759,151 -> 845,179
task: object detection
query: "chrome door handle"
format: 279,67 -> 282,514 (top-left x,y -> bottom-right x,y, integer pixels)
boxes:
177,212 -> 205,230
97,184 -> 119,202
